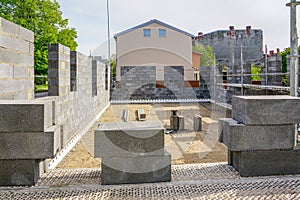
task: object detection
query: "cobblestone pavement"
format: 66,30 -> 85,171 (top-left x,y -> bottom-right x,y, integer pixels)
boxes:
0,163 -> 299,199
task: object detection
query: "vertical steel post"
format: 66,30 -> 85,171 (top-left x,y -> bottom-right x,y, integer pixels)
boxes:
287,0 -> 300,96
241,45 -> 244,95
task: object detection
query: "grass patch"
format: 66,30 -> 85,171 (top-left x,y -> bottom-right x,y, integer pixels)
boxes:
35,84 -> 48,93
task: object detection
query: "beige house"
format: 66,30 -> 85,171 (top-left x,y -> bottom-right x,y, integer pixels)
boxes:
114,19 -> 196,84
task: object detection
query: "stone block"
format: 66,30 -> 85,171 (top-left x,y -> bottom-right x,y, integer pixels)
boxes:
101,153 -> 171,185
232,96 -> 300,125
0,17 -> 19,37
0,159 -> 43,186
229,149 -> 300,177
94,121 -> 165,157
0,129 -> 58,159
219,118 -> 296,151
194,115 -> 202,131
0,100 -> 53,132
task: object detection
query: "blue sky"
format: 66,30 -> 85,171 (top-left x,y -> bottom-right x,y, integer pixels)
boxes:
57,0 -> 296,58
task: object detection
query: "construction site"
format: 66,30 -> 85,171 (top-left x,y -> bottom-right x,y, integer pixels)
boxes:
1,1 -> 300,199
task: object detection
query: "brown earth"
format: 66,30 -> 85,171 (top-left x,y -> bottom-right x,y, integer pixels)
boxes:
57,103 -> 231,169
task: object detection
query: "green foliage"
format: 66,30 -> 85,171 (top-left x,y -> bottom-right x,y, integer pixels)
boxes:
0,0 -> 78,75
34,84 -> 48,93
193,43 -> 215,66
109,54 -> 116,78
251,64 -> 262,81
281,46 -> 300,72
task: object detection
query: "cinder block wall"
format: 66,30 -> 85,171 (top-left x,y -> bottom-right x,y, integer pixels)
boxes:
111,66 -> 199,100
0,17 -> 34,100
0,19 -> 109,186
47,44 -> 110,147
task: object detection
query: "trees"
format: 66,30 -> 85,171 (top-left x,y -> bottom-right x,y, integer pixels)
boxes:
0,0 -> 78,75
192,43 -> 215,66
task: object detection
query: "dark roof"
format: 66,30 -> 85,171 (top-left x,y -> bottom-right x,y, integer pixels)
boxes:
114,19 -> 195,38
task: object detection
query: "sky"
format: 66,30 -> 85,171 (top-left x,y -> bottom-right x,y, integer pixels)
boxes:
57,0 -> 297,58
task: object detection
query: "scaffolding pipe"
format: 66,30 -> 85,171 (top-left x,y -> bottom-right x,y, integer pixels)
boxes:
287,0 -> 300,97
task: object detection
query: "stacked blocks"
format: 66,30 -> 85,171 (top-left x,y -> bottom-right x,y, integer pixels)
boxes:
94,121 -> 171,185
0,100 -> 60,186
219,96 -> 300,177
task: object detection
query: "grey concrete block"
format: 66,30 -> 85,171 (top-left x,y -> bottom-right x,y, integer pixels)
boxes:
94,121 -> 165,157
0,33 -> 30,53
0,17 -> 19,37
219,118 -> 296,151
232,96 -> 300,125
0,159 -> 42,186
0,100 -> 53,132
194,115 -> 202,131
101,153 -> 171,185
0,64 -> 13,79
0,129 -> 58,159
0,47 -> 34,66
230,149 -> 300,177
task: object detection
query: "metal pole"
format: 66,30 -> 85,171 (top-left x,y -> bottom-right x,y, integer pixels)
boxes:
240,45 -> 244,95
265,44 -> 268,86
286,0 -> 300,97
107,0 -> 111,60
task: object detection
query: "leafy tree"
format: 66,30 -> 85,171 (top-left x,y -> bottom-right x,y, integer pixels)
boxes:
251,64 -> 262,81
280,47 -> 300,86
109,54 -> 116,79
193,43 -> 215,66
0,0 -> 78,75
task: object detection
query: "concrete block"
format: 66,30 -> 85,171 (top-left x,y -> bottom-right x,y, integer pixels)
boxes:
0,159 -> 43,186
0,63 -> 13,79
219,118 -> 296,151
0,17 -> 19,37
229,149 -> 300,177
0,100 -> 53,132
194,115 -> 202,131
18,24 -> 34,42
94,121 -> 165,157
101,153 -> 171,185
232,96 -> 300,125
0,33 -> 29,53
0,129 -> 58,159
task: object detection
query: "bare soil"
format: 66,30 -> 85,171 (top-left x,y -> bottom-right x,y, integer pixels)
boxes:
57,103 -> 231,168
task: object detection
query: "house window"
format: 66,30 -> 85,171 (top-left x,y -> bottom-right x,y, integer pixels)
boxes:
159,29 -> 166,37
143,29 -> 151,37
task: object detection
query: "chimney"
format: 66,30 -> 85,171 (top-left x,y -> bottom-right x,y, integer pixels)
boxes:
277,48 -> 280,54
